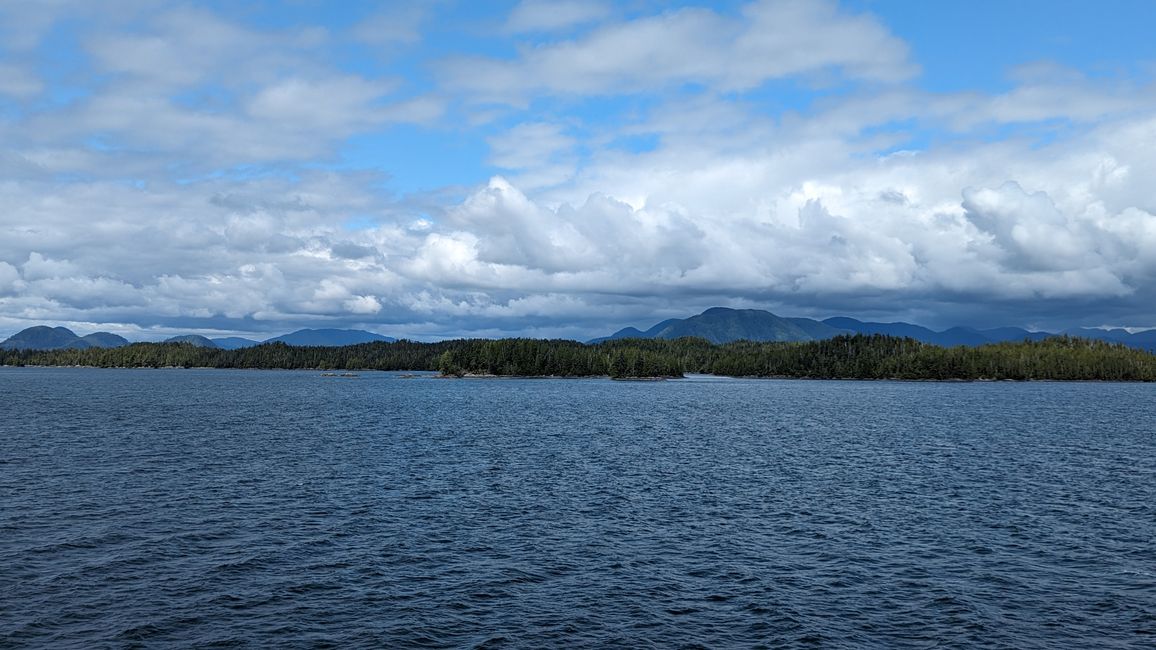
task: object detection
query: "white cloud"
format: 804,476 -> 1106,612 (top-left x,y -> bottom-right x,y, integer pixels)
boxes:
86,6 -> 327,87
0,5 -> 441,174
444,0 -> 914,102
0,0 -> 122,52
344,295 -> 383,314
0,261 -> 21,295
5,98 -> 1156,338
962,182 -> 1096,272
0,63 -> 41,97
3,1 -> 1156,341
734,0 -> 915,85
353,6 -> 428,46
245,76 -> 398,131
22,253 -> 81,281
505,0 -> 612,34
486,122 -> 580,189
488,122 -> 577,169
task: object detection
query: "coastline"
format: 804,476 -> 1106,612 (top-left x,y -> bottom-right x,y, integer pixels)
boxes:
2,364 -> 1152,383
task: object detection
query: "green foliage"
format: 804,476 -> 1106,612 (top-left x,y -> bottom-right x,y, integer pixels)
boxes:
1,334 -> 1154,381
437,350 -> 463,377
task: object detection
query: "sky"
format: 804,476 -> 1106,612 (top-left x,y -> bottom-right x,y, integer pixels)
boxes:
2,0 -> 1156,341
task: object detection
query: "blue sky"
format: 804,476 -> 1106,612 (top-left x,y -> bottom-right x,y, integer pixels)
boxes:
1,0 -> 1155,340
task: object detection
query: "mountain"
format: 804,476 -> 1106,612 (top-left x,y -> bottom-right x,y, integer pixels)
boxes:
590,308 -> 848,345
0,326 -> 127,350
79,332 -> 130,348
1065,327 -> 1156,352
1,326 -> 90,350
0,326 -> 128,350
1,326 -> 395,351
265,328 -> 395,347
976,327 -> 1052,343
1126,330 -> 1156,353
589,326 -> 646,343
934,327 -> 993,347
787,317 -> 852,341
825,318 -> 1052,347
164,335 -> 219,348
822,317 -> 941,342
1065,327 -> 1132,343
5,317 -> 1154,354
594,311 -> 1109,350
588,318 -> 682,343
654,308 -> 848,343
211,337 -> 260,350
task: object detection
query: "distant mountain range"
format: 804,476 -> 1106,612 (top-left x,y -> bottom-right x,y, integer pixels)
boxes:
163,334 -> 219,348
0,326 -> 131,351
589,307 -> 847,344
265,328 -> 395,347
4,310 -> 1155,353
591,308 -> 1156,352
820,317 -> 1054,347
212,336 -> 263,350
0,327 -> 396,351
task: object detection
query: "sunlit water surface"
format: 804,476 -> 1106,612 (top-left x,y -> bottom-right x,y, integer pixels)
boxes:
1,368 -> 1154,648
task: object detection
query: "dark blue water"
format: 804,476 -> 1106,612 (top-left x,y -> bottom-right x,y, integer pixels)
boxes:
1,368 -> 1154,648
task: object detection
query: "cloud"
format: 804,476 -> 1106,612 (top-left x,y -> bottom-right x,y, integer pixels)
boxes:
486,122 -> 580,189
505,0 -> 612,34
962,182 -> 1096,272
0,0 -> 116,52
4,5 -> 438,174
86,7 -> 269,87
3,1 -> 1156,341
344,294 -> 383,315
353,5 -> 429,46
443,0 -> 915,102
5,96 -> 1156,339
488,122 -> 577,169
0,63 -> 41,97
22,253 -> 82,281
0,261 -> 21,295
245,76 -> 399,132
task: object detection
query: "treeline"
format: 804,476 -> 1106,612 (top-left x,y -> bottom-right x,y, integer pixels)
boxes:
697,335 -> 1156,381
2,334 -> 1155,381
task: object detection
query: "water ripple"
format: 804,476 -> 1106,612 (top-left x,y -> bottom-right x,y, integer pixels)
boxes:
1,368 -> 1154,648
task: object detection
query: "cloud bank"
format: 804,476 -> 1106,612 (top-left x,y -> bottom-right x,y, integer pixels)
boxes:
1,1 -> 1155,340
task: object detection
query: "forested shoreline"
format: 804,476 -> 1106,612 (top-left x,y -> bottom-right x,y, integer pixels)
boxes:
3,334 -> 1156,381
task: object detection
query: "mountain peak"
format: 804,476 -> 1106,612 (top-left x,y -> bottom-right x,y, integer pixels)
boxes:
591,307 -> 847,345
164,335 -> 219,348
1,326 -> 89,350
266,328 -> 395,347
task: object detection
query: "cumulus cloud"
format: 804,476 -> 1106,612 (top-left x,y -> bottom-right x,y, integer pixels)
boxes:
2,1 -> 1156,341
22,253 -> 82,281
2,139 -> 1154,339
0,261 -> 21,295
962,182 -> 1094,272
6,104 -> 1156,338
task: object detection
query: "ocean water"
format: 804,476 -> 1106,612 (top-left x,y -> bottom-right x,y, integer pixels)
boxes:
1,367 -> 1154,648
